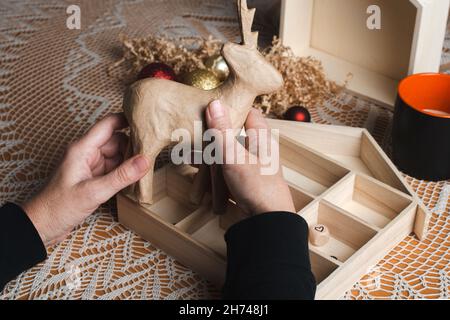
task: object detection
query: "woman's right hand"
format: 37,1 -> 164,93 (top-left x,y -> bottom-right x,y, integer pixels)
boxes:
205,100 -> 296,216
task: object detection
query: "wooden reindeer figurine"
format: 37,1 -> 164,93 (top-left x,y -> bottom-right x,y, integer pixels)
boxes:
123,0 -> 283,205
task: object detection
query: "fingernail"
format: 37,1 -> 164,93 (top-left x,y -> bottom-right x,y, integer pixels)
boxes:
209,100 -> 224,119
133,156 -> 150,172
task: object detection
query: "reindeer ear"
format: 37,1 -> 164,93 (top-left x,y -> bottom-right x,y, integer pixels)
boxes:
237,0 -> 259,49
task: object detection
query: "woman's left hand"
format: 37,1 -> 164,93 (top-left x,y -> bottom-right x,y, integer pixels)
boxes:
23,113 -> 150,247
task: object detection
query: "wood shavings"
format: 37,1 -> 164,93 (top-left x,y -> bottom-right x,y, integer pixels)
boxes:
259,37 -> 348,117
111,34 -> 222,79
112,34 -> 347,118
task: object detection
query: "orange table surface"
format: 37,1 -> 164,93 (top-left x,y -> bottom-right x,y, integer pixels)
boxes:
0,0 -> 449,300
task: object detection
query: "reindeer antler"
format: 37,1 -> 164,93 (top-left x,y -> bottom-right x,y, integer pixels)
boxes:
237,0 -> 259,49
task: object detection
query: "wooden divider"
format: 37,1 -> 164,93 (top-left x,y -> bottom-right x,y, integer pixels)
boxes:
117,125 -> 426,299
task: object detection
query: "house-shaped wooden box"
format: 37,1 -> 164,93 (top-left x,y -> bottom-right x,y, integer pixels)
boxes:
117,120 -> 429,299
279,0 -> 450,107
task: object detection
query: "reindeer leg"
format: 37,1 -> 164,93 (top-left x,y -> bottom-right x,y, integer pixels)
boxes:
129,124 -> 162,205
137,142 -> 165,205
190,164 -> 211,205
125,138 -> 136,195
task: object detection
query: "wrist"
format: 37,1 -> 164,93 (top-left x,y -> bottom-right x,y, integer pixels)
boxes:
252,204 -> 296,216
22,196 -> 54,247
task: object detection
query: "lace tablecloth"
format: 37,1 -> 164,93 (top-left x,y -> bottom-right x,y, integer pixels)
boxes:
0,0 -> 449,300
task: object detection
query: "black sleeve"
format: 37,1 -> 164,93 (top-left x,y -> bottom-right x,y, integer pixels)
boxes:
0,203 -> 47,291
223,212 -> 316,300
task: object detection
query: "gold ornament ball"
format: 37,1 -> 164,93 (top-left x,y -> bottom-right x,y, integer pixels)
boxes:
205,55 -> 230,81
183,69 -> 221,90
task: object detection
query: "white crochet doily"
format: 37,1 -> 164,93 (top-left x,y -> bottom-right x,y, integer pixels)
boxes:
0,0 -> 449,300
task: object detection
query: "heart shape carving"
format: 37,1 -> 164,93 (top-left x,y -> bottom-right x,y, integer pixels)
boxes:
315,225 -> 325,233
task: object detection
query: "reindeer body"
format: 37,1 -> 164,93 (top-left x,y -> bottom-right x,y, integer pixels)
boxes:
123,0 -> 283,205
125,76 -> 256,146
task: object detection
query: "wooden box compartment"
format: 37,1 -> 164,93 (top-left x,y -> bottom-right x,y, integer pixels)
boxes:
119,166 -> 226,286
279,0 -> 450,107
184,174 -> 317,257
118,121 -> 430,299
270,119 -> 409,194
304,199 -> 418,299
289,185 -> 315,212
190,216 -> 226,258
302,201 -> 378,264
189,183 -> 317,258
309,250 -> 339,284
279,136 -> 350,196
323,174 -> 413,230
118,163 -> 321,286
142,165 -> 199,225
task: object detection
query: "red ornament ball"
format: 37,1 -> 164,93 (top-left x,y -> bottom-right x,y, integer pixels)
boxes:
283,106 -> 311,123
137,62 -> 177,81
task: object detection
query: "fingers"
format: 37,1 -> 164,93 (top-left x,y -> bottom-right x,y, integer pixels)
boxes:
80,113 -> 128,149
244,109 -> 277,162
244,109 -> 267,154
79,155 -> 150,204
82,132 -> 128,177
104,155 -> 124,173
245,108 -> 269,131
100,132 -> 128,158
91,154 -> 123,177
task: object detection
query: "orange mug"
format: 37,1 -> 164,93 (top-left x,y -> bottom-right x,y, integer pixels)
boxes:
392,73 -> 450,181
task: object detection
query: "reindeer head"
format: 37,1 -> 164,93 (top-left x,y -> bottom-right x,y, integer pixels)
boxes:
222,0 -> 283,95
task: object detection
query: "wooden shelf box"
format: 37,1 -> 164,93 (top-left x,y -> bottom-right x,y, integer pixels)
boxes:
279,0 -> 450,107
117,120 -> 430,299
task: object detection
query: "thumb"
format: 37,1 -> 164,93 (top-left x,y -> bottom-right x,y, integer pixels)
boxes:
205,100 -> 232,133
80,155 -> 150,204
206,100 -> 247,165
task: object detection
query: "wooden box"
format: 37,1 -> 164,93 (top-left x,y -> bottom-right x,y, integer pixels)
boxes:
117,120 -> 429,299
279,0 -> 450,107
